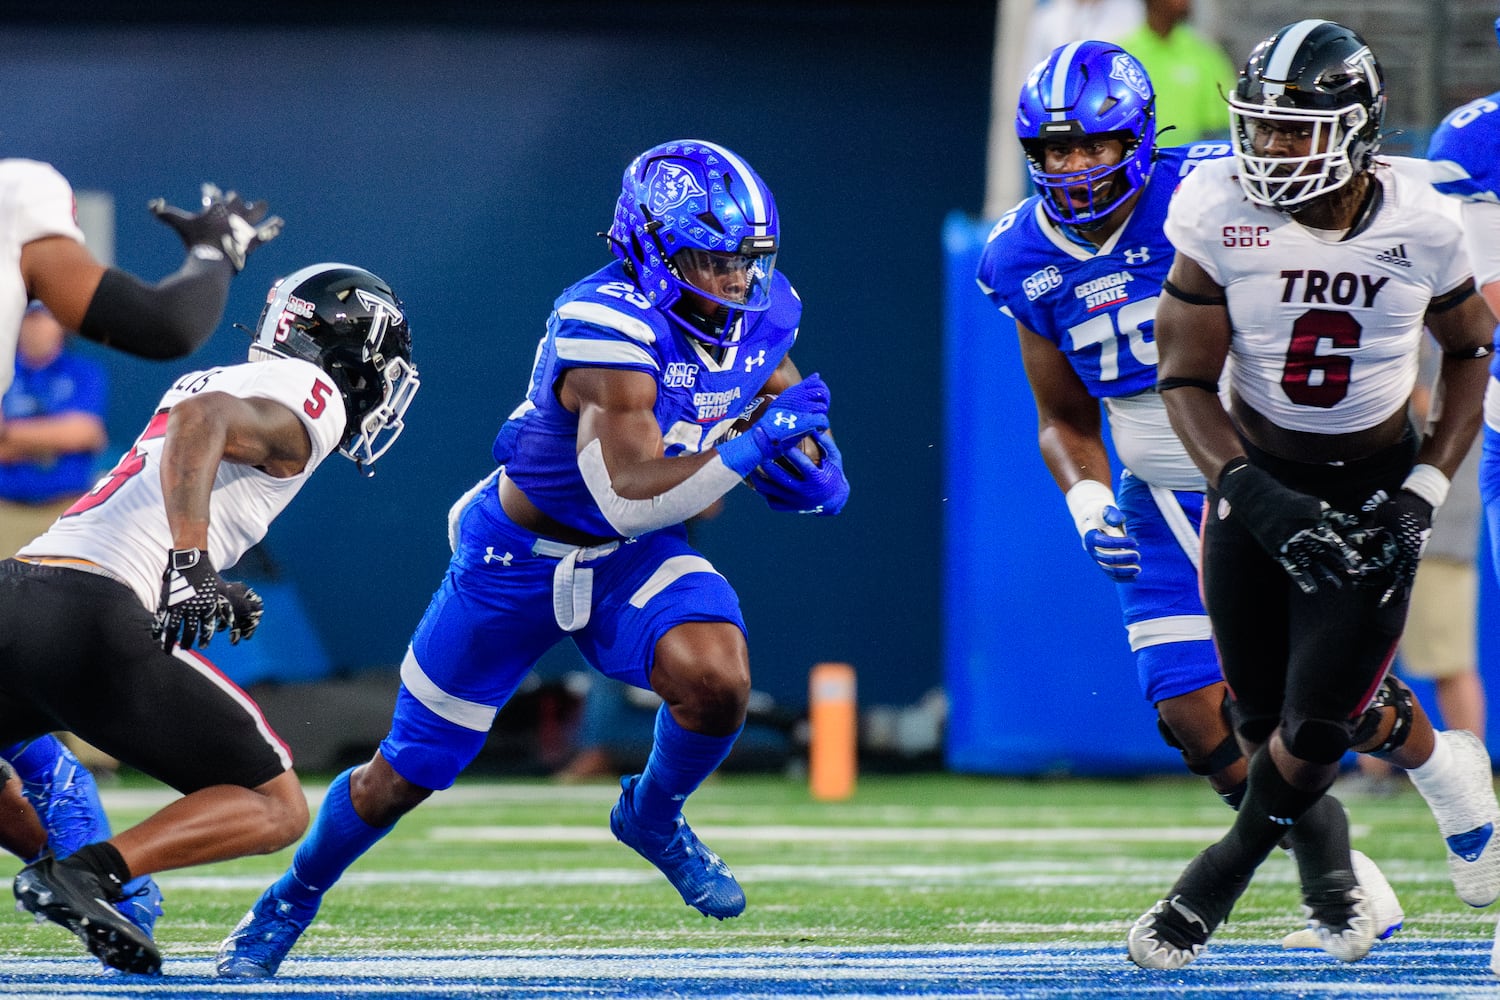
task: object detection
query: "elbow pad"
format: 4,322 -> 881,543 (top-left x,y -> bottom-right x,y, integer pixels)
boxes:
77,255 -> 233,359
578,440 -> 742,536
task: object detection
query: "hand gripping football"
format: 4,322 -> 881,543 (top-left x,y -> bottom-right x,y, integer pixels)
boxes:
729,392 -> 824,469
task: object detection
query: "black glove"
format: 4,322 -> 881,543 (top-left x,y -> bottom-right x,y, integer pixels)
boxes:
1216,456 -> 1363,594
152,548 -> 261,651
1356,488 -> 1434,608
149,182 -> 283,273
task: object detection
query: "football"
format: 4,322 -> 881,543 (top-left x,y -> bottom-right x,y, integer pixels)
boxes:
728,392 -> 823,469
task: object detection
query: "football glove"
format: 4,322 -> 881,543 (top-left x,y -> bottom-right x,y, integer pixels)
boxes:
1216,456 -> 1363,594
1354,488 -> 1433,608
149,182 -> 283,273
152,548 -> 263,651
716,373 -> 831,476
748,431 -> 850,515
1080,505 -> 1141,581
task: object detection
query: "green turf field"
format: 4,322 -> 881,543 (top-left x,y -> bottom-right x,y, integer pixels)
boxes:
1,771 -> 1493,961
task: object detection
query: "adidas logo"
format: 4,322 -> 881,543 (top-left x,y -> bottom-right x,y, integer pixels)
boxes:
1375,243 -> 1412,267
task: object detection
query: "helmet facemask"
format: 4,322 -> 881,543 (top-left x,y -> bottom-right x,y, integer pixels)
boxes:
1230,101 -> 1368,208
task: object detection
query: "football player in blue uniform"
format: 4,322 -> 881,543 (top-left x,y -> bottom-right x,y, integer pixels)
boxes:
977,39 -> 1411,954
216,139 -> 850,979
1428,30 -> 1500,643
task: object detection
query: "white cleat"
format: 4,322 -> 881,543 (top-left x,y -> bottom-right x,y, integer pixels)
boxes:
1411,730 -> 1500,907
1282,849 -> 1403,949
1306,883 -> 1375,962
1127,896 -> 1210,971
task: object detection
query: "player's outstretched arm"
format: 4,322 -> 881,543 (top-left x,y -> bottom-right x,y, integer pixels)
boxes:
23,183 -> 283,360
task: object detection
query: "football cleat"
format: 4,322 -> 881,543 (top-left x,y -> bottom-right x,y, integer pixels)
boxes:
1127,849 -> 1248,970
1410,730 -> 1500,906
215,886 -> 320,979
1283,848 -> 1402,948
13,857 -> 160,975
610,775 -> 745,919
1301,870 -> 1375,962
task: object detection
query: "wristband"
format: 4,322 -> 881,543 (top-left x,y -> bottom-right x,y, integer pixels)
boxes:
1402,463 -> 1450,510
1064,479 -> 1116,537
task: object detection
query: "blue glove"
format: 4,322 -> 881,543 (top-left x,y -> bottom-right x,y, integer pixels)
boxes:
1082,506 -> 1140,581
716,373 -> 831,476
748,431 -> 849,515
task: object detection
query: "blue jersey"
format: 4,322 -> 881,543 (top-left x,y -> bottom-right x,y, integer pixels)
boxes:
494,260 -> 801,538
1429,92 -> 1500,202
0,349 -> 106,503
975,143 -> 1231,399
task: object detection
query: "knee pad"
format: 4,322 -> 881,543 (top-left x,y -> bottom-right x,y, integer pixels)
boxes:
1156,713 -> 1244,777
1283,717 -> 1354,765
1351,674 -> 1416,757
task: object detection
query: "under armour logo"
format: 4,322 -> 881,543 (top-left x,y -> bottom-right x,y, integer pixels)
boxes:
483,548 -> 514,566
1123,247 -> 1150,265
744,349 -> 766,373
773,413 -> 796,429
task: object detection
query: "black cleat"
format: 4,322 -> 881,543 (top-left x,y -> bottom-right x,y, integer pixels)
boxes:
1127,849 -> 1249,970
14,857 -> 161,975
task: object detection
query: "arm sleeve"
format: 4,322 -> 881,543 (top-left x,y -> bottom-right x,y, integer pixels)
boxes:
577,439 -> 744,537
76,253 -> 234,359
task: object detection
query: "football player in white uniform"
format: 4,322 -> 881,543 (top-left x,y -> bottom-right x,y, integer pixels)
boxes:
0,263 -> 418,975
1127,20 -> 1499,970
0,170 -> 283,957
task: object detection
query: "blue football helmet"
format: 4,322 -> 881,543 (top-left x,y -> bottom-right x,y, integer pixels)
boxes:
607,139 -> 779,347
1016,40 -> 1157,228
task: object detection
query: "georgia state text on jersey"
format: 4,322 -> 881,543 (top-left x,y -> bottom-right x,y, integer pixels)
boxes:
0,160 -> 87,398
975,143 -> 1230,489
494,260 -> 801,539
18,358 -> 347,611
1164,155 -> 1470,435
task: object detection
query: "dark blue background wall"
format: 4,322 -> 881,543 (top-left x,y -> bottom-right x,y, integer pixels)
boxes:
0,4 -> 994,709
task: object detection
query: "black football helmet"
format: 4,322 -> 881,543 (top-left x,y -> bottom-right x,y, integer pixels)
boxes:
1229,19 -> 1385,208
251,263 -> 419,474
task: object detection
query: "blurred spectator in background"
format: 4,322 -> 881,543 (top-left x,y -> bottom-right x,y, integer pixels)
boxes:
1022,0 -> 1144,88
1117,0 -> 1236,142
0,302 -> 107,558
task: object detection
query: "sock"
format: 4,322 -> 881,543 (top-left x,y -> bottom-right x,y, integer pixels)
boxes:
1206,745 -> 1330,880
629,705 -> 742,832
1285,794 -> 1354,891
1406,729 -> 1455,792
273,768 -> 394,909
6,735 -> 67,785
61,841 -> 132,900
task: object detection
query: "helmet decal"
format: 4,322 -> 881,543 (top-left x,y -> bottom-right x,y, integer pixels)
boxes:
1110,53 -> 1151,102
644,161 -> 707,215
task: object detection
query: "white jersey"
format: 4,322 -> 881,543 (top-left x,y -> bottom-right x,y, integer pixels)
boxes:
0,159 -> 86,397
1164,156 -> 1471,435
20,358 -> 346,610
